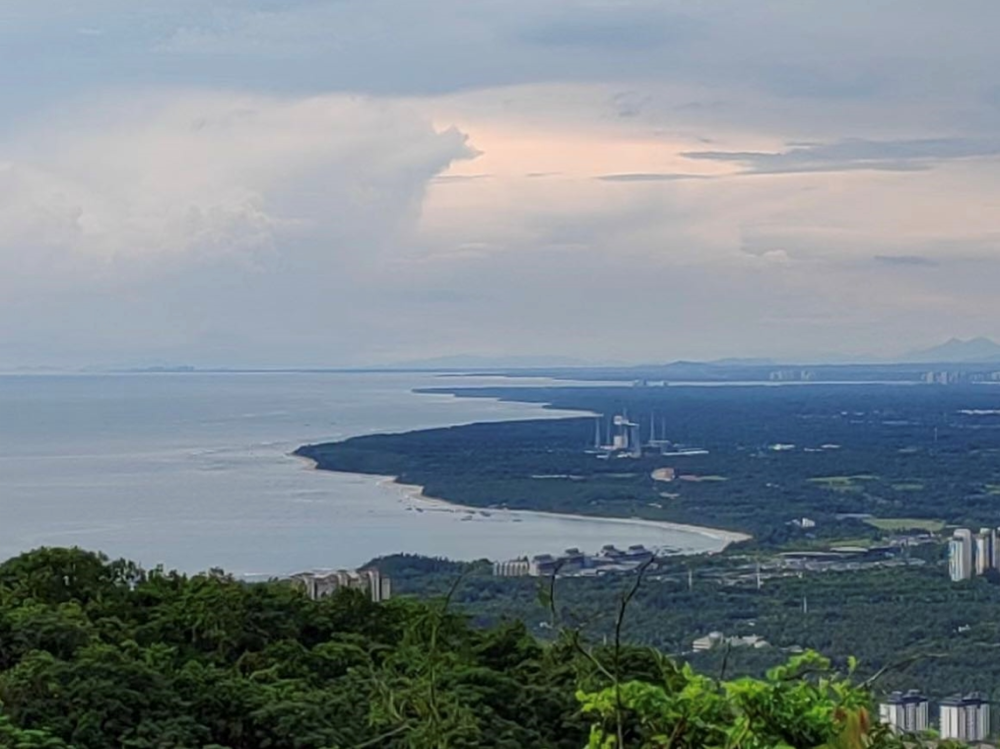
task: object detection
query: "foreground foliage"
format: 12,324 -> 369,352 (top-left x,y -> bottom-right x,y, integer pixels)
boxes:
0,548 -> 950,748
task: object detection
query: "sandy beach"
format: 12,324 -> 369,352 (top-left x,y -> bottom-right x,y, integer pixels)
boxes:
373,474 -> 751,550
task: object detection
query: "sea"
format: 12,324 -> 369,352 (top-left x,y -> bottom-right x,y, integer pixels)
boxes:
0,372 -> 732,576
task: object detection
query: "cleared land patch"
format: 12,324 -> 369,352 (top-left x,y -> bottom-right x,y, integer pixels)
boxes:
808,476 -> 879,493
890,482 -> 925,492
865,517 -> 945,532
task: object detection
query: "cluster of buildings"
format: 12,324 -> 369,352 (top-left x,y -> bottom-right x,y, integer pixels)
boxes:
879,690 -> 990,742
691,631 -> 769,652
493,544 -> 656,578
768,369 -> 815,382
288,568 -> 391,602
588,413 -> 709,460
948,527 -> 1000,581
923,370 -> 1000,385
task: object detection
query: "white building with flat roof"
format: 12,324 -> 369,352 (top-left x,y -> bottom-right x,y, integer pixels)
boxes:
950,529 -> 974,581
940,693 -> 990,742
289,568 -> 391,602
976,528 -> 994,575
878,690 -> 929,734
493,558 -> 531,577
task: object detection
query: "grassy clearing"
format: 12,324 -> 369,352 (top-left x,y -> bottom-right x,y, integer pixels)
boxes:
865,517 -> 945,532
808,475 -> 879,494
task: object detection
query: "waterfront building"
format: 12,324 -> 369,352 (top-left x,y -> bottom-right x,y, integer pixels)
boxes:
530,554 -> 558,577
289,568 -> 391,602
878,690 -> 929,734
940,693 -> 990,742
950,529 -> 974,581
493,558 -> 530,577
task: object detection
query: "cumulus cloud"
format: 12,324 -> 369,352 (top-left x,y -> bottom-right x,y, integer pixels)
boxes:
0,92 -> 473,365
5,2 -> 1000,365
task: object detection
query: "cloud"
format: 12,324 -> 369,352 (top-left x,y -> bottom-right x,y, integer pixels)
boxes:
874,254 -> 940,268
596,173 -> 711,183
0,91 -> 474,365
515,6 -> 702,51
432,174 -> 492,183
5,2 -> 1000,365
683,138 -> 1000,174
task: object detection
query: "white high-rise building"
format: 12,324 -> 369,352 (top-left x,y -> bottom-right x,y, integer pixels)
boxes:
940,693 -> 990,742
878,690 -> 929,734
950,529 -> 974,581
976,528 -> 994,575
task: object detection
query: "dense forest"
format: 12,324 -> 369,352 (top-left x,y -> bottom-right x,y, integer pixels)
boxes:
298,384 -> 1000,543
0,547 -> 936,748
376,553 -> 1000,708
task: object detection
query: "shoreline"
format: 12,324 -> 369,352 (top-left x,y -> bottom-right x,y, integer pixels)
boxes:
387,477 -> 751,547
299,455 -> 750,553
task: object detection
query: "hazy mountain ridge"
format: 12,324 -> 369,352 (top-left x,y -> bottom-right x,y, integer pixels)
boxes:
900,337 -> 1000,363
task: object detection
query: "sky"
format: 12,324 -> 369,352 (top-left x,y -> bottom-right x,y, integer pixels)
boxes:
3,1 -> 1000,368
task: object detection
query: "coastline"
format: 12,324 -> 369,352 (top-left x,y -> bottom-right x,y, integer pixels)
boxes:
298,456 -> 751,553
387,477 -> 751,547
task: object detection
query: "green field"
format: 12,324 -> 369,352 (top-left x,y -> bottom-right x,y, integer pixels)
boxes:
865,517 -> 945,532
890,482 -> 925,492
807,475 -> 879,493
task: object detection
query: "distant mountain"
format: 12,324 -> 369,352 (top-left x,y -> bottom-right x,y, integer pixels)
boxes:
385,354 -> 599,370
708,357 -> 777,367
901,337 -> 1000,363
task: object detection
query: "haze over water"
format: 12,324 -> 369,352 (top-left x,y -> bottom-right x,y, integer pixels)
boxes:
0,372 -> 730,576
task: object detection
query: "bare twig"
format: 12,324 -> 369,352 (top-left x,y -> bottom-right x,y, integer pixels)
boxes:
718,640 -> 733,682
859,652 -> 949,690
614,557 -> 656,748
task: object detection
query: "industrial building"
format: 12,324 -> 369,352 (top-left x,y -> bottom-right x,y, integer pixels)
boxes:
289,568 -> 391,602
878,691 -> 929,734
590,412 -> 707,460
940,693 -> 990,742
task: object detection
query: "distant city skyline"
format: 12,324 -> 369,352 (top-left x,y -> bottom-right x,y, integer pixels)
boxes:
3,3 -> 1000,368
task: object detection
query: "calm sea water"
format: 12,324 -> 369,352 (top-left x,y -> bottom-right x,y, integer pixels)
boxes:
0,372 -> 729,575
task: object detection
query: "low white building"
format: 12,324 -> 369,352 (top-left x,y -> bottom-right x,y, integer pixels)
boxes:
493,558 -> 531,577
692,632 -> 769,652
289,568 -> 391,602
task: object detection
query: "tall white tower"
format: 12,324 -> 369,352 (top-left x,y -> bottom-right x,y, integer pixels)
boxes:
950,529 -> 974,581
977,528 -> 994,575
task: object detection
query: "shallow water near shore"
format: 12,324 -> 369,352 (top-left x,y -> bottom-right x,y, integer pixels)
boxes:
0,372 -> 736,576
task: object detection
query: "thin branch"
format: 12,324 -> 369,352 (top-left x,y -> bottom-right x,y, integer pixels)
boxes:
718,640 -> 733,682
859,652 -> 950,690
353,722 -> 412,749
614,557 -> 656,748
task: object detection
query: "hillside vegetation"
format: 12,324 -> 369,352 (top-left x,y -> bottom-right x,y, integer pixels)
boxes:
0,547 -> 932,748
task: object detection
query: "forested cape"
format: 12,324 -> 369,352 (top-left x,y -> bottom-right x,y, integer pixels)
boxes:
0,548 -> 951,748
